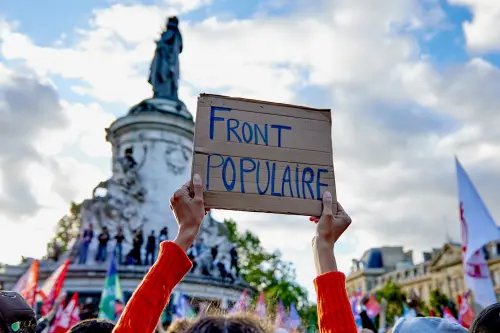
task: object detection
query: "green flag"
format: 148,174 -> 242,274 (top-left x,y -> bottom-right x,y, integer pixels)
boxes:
98,254 -> 124,322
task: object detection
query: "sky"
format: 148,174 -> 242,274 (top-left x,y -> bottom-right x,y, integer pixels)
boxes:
1,0 -> 500,299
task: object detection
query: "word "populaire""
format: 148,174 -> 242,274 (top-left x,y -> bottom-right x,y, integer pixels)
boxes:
205,106 -> 329,200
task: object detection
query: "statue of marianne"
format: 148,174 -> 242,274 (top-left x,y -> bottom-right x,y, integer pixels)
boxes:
148,16 -> 183,100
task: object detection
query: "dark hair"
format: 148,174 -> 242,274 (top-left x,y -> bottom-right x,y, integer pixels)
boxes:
68,319 -> 115,333
185,314 -> 270,333
469,302 -> 500,333
124,148 -> 133,155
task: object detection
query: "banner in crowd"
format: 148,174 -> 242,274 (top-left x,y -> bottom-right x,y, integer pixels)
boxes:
192,94 -> 336,217
443,307 -> 459,324
458,291 -> 474,328
174,293 -> 195,319
12,259 -> 39,308
456,158 -> 498,308
229,289 -> 248,314
287,304 -> 302,330
275,301 -> 287,328
49,293 -> 80,333
39,259 -> 70,315
98,254 -> 124,321
255,291 -> 266,319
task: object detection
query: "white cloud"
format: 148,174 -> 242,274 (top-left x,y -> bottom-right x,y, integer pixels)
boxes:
448,0 -> 500,53
1,0 -> 500,300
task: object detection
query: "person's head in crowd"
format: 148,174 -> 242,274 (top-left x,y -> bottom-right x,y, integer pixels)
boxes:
68,319 -> 114,333
88,223 -> 93,230
407,299 -> 423,316
185,314 -> 270,333
102,227 -> 108,233
468,302 -> 500,333
151,230 -> 155,236
391,316 -> 467,333
167,318 -> 192,333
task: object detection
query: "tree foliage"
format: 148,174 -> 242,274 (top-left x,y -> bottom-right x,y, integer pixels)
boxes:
375,280 -> 406,327
429,289 -> 457,318
46,201 -> 82,257
224,219 -> 317,329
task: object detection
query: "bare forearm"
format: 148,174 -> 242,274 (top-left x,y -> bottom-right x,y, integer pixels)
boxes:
173,226 -> 198,252
313,236 -> 337,275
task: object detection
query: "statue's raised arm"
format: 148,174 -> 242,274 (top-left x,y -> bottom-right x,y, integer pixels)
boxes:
148,16 -> 183,101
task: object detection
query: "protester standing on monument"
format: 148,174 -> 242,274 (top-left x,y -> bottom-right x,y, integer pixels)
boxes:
114,227 -> 125,265
78,223 -> 94,264
146,230 -> 157,265
132,229 -> 144,265
159,227 -> 168,242
229,243 -> 239,277
95,227 -> 110,263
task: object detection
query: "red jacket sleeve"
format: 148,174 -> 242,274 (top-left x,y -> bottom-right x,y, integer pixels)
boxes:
314,271 -> 357,333
113,241 -> 192,333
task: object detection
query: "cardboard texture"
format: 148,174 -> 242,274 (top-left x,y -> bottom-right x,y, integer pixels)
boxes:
192,94 -> 336,216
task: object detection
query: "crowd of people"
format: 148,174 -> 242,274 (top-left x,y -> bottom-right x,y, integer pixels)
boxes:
76,225 -> 169,266
2,174 -> 500,333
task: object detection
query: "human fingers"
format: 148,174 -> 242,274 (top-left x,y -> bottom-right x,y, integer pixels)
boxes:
309,216 -> 319,223
173,180 -> 191,201
192,174 -> 203,201
321,191 -> 333,217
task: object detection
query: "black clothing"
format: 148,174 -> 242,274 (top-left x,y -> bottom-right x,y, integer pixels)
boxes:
98,232 -> 110,246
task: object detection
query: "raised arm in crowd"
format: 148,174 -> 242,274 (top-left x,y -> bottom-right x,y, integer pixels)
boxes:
112,174 -> 357,333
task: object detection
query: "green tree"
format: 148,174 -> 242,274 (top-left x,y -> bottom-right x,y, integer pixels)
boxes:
429,289 -> 457,318
46,201 -> 82,257
375,280 -> 407,327
224,219 -> 316,329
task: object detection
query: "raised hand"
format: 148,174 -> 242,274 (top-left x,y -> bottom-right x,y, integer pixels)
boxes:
310,191 -> 351,248
170,174 -> 209,251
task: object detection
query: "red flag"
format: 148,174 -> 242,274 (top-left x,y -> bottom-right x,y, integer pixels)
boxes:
365,294 -> 380,318
39,259 -> 70,315
443,307 -> 459,324
458,292 -> 474,328
50,293 -> 80,333
12,260 -> 39,307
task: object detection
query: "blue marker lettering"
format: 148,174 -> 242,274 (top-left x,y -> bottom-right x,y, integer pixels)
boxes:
270,162 -> 282,197
295,164 -> 301,198
240,157 -> 256,193
210,106 -> 231,140
302,167 -> 315,199
206,154 -> 224,190
241,122 -> 253,143
316,168 -> 329,201
227,119 -> 242,143
281,165 -> 293,197
256,161 -> 270,195
271,124 -> 292,147
222,156 -> 236,191
254,124 -> 269,145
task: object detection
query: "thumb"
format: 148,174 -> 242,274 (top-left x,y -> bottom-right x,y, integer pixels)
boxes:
192,174 -> 203,200
322,191 -> 333,216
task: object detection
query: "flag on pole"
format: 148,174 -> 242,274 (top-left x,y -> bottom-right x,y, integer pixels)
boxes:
39,259 -> 70,315
287,303 -> 302,330
365,294 -> 380,318
456,158 -> 498,308
49,293 -> 80,333
229,289 -> 247,314
255,291 -> 266,319
443,307 -> 459,324
274,301 -> 287,328
455,158 -> 500,263
98,254 -> 124,322
12,260 -> 39,307
174,293 -> 196,319
458,291 -> 474,328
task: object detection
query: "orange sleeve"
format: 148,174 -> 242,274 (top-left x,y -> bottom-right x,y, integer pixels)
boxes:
314,271 -> 357,333
113,241 -> 192,333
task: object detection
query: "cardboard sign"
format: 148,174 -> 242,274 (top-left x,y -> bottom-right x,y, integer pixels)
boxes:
192,94 -> 336,216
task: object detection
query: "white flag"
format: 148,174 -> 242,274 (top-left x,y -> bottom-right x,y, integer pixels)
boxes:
456,158 -> 499,308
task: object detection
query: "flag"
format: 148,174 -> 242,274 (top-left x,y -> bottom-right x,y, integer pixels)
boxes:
456,158 -> 498,308
98,254 -> 124,321
255,291 -> 266,319
287,303 -> 301,330
49,293 -> 80,333
458,292 -> 474,328
229,289 -> 248,314
275,301 -> 287,328
12,260 -> 39,307
455,158 -> 500,263
443,307 -> 459,324
39,259 -> 70,315
365,294 -> 380,318
174,293 -> 195,319
349,292 -> 362,328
